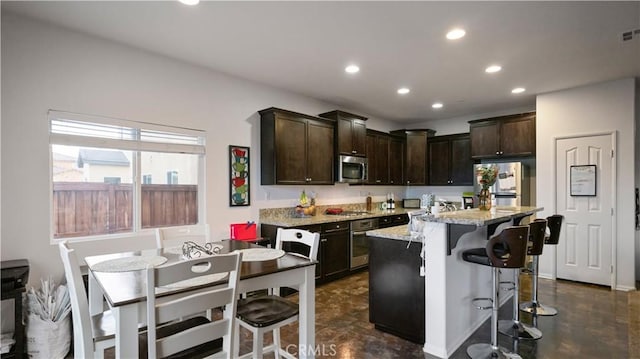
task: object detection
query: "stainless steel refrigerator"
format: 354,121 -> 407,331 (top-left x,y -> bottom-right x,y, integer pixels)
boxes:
474,162 -> 529,206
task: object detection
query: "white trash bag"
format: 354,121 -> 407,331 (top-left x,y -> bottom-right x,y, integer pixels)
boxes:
24,278 -> 71,359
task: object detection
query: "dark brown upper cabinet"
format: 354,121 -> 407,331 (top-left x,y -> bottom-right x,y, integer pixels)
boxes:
390,129 -> 436,186
388,135 -> 405,186
428,133 -> 474,186
260,107 -> 335,185
365,130 -> 390,185
469,113 -> 536,159
319,110 -> 367,157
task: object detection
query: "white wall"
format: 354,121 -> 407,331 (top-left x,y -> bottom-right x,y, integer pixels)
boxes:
536,78 -> 637,290
0,13 -> 403,285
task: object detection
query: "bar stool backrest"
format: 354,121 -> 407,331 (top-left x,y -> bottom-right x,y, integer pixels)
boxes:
486,226 -> 529,268
544,215 -> 564,245
527,219 -> 547,256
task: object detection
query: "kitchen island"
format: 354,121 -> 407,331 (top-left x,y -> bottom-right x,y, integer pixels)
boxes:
367,206 -> 543,358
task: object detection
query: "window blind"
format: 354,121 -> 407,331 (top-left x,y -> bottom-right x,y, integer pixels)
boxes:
49,111 -> 205,155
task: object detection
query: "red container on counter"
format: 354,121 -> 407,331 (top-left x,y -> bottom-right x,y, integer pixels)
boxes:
230,222 -> 257,240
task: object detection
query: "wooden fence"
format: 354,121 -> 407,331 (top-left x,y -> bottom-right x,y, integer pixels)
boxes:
53,182 -> 198,238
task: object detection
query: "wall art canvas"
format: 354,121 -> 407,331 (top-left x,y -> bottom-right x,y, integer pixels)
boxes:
229,145 -> 250,206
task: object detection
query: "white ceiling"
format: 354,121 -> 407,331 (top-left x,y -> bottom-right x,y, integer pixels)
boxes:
3,1 -> 640,122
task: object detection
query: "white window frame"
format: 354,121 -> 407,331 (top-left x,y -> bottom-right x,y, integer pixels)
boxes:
48,110 -> 206,243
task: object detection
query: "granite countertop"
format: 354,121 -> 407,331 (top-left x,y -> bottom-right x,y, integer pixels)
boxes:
366,226 -> 413,242
366,206 -> 543,241
423,206 -> 543,226
260,207 -> 415,227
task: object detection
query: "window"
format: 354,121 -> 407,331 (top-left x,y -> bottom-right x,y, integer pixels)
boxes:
49,111 -> 205,241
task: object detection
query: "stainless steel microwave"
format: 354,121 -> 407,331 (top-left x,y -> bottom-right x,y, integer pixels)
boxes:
338,155 -> 368,183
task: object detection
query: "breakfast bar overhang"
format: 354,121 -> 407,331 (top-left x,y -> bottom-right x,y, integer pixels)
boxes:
367,206 -> 542,358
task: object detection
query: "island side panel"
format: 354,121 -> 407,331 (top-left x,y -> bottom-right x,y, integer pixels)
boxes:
423,222 -> 450,358
369,235 -> 425,343
423,221 -> 517,358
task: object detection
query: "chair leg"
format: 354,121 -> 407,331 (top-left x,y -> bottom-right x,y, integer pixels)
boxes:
498,268 -> 542,340
252,329 -> 264,359
273,328 -> 282,359
94,349 -> 105,359
467,267 -> 512,359
234,320 -> 241,358
519,255 -> 558,316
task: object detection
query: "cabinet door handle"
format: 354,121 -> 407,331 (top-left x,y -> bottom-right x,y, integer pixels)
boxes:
496,151 -> 500,155
352,150 -> 357,154
321,238 -> 328,242
376,180 -> 381,183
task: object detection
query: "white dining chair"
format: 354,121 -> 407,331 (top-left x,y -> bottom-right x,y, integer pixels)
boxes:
155,224 -> 211,249
146,252 -> 242,359
67,235 -> 156,316
234,228 -> 320,359
59,241 -> 117,359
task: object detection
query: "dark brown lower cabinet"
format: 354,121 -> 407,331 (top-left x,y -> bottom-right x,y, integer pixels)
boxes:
319,222 -> 350,282
260,222 -> 350,284
369,236 -> 425,344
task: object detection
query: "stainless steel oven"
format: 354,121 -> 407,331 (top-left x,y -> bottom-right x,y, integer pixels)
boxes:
350,218 -> 378,269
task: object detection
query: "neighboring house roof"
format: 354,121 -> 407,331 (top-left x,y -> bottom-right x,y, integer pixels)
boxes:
52,152 -> 77,162
78,149 -> 130,167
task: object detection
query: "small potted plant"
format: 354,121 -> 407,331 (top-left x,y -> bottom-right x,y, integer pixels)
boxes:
476,164 -> 499,210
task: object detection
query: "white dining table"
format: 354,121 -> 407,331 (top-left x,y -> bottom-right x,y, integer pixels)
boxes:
85,240 -> 316,358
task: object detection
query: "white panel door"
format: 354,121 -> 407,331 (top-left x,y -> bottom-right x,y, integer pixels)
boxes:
555,134 -> 614,286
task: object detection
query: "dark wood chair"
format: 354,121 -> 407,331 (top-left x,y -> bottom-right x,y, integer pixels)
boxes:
462,226 -> 530,359
498,219 -> 545,340
520,215 -> 564,316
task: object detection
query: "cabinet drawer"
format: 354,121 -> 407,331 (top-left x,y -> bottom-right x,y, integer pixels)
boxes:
321,221 -> 349,233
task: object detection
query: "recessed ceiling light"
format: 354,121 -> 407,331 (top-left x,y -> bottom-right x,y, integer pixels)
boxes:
179,0 -> 199,5
485,65 -> 502,73
345,65 -> 360,74
432,102 -> 443,109
446,28 -> 466,40
397,88 -> 410,95
511,87 -> 526,94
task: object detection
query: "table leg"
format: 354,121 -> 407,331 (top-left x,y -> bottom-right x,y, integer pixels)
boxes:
298,266 -> 315,359
88,271 -> 104,316
14,292 -> 24,359
114,305 -> 139,358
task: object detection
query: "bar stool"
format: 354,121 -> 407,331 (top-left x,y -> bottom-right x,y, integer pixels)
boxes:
498,219 -> 545,340
520,214 -> 564,316
462,226 -> 529,359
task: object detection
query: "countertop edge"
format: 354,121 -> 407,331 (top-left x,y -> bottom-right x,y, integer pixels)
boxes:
260,209 -> 413,227
260,206 -> 543,228
366,206 -> 543,241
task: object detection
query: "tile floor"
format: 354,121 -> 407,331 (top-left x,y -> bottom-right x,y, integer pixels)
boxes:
94,270 -> 639,358
240,272 -> 640,359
